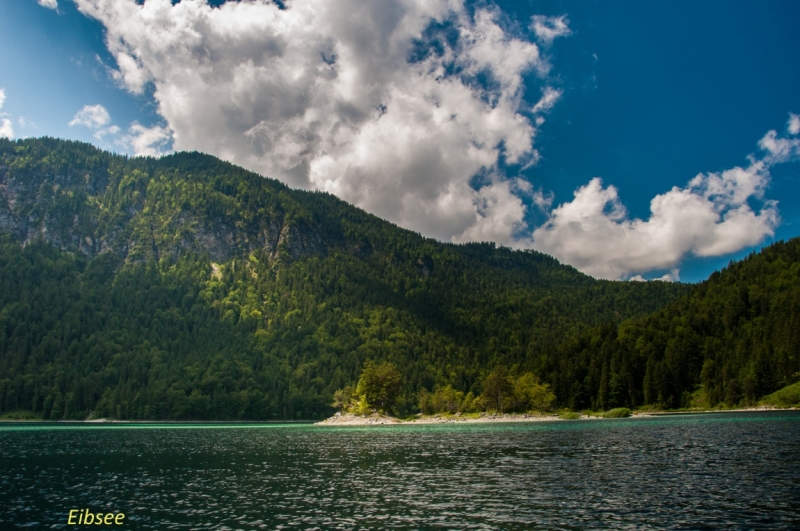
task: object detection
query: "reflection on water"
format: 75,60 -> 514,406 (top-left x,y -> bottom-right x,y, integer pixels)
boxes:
1,412 -> 799,530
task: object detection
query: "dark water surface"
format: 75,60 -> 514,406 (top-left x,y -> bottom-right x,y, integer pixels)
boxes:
1,411 -> 799,530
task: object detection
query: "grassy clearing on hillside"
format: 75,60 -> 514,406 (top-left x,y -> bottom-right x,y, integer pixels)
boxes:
760,382 -> 800,407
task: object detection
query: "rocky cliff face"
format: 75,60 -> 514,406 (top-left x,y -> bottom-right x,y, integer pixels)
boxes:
0,163 -> 101,255
141,212 -> 326,264
0,142 -> 327,266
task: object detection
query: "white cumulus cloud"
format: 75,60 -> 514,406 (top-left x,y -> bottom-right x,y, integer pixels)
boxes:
68,103 -> 169,155
0,88 -> 13,138
454,177 -> 532,245
789,113 -> 800,135
74,0 -> 555,242
0,119 -> 12,139
38,0 -> 58,10
530,15 -> 572,46
69,104 -> 111,129
758,129 -> 800,164
119,122 -> 173,157
531,86 -> 562,114
94,124 -> 120,139
528,128 -> 799,280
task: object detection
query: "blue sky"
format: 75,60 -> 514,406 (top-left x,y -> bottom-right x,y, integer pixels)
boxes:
1,0 -> 799,282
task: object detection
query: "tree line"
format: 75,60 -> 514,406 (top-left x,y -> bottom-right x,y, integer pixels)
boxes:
332,360 -> 556,416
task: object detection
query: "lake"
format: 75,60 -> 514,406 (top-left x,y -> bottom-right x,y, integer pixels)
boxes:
1,411 -> 799,529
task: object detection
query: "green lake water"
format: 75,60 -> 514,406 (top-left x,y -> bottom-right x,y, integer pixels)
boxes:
1,411 -> 799,529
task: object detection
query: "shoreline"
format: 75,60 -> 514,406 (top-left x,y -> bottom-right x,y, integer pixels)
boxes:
315,412 -> 564,426
639,405 -> 795,416
0,406 -> 795,425
315,406 -> 799,426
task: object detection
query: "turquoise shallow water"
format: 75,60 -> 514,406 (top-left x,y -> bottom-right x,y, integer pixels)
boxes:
1,411 -> 799,530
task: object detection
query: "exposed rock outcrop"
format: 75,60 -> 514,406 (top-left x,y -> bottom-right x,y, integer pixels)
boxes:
0,155 -> 327,267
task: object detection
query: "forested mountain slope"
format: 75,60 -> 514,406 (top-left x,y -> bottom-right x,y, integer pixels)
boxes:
543,239 -> 800,411
0,137 -> 729,420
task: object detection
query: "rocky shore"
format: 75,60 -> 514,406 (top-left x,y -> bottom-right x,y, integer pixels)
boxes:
316,411 -> 568,426
314,406 -> 797,426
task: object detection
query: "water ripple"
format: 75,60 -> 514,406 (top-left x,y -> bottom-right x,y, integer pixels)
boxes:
0,412 -> 799,529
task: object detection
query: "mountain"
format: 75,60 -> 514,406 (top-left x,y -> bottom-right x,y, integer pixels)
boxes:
2,137 -> 789,421
0,137 -> 687,420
